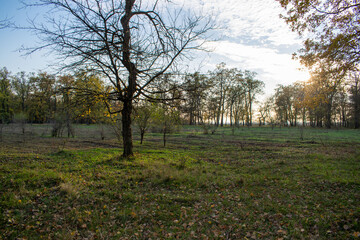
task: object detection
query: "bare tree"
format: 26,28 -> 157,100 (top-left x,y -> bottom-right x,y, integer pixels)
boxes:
22,0 -> 212,157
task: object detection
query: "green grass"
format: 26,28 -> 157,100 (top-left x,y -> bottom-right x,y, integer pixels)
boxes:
0,125 -> 360,239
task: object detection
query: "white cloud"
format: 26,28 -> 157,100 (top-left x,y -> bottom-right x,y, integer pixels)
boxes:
173,0 -> 301,46
172,0 -> 309,98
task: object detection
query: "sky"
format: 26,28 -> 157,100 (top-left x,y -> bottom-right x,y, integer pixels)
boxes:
0,0 -> 310,99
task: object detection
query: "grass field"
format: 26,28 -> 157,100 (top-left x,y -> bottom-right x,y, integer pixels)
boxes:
0,124 -> 359,239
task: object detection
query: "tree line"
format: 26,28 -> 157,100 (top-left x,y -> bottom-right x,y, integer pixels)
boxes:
0,68 -> 107,126
1,63 -> 359,132
261,72 -> 360,128
0,63 -> 264,129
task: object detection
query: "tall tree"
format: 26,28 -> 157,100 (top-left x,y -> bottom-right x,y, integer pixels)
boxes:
274,85 -> 291,126
242,70 -> 264,126
292,81 -> 307,126
259,97 -> 275,126
28,72 -> 56,123
0,67 -> 13,123
227,69 -> 245,127
56,74 -> 76,137
12,72 -> 32,114
316,67 -> 343,128
274,84 -> 300,126
183,72 -> 210,125
210,63 -> 234,126
333,88 -> 348,127
302,66 -> 344,128
22,0 -> 212,157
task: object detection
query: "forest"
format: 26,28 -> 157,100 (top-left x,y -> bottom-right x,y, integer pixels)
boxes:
0,0 -> 360,239
1,64 -> 359,132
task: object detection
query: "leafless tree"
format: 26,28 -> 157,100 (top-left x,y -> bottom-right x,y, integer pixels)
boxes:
21,0 -> 213,157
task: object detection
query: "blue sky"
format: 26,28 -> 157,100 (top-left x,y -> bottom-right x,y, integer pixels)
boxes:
0,1 -> 52,72
0,0 -> 310,98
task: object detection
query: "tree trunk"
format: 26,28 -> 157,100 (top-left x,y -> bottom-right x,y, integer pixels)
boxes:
140,130 -> 144,144
355,102 -> 359,128
220,100 -> 225,127
122,100 -> 133,157
325,102 -> 332,129
229,102 -> 233,127
354,79 -> 360,128
120,0 -> 136,157
249,102 -> 252,126
302,109 -> 306,127
163,125 -> 167,147
189,111 -> 193,125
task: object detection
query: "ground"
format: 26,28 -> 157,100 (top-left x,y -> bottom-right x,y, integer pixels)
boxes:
0,124 -> 359,239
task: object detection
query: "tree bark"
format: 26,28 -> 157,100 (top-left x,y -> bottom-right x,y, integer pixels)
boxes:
122,100 -> 133,157
189,111 -> 193,125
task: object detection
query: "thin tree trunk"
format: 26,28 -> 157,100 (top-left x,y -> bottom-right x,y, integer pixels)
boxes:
163,125 -> 167,147
325,102 -> 332,129
217,101 -> 221,127
140,130 -> 144,144
221,96 -> 225,127
355,102 -> 359,128
229,102 -> 233,127
249,100 -> 252,126
354,79 -> 360,129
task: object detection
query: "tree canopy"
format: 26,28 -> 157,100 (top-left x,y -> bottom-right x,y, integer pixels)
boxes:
279,0 -> 360,73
